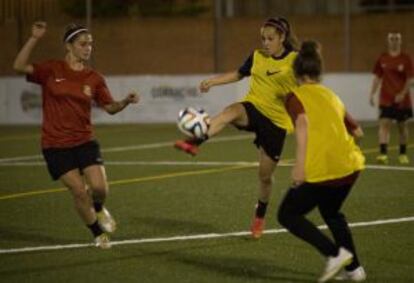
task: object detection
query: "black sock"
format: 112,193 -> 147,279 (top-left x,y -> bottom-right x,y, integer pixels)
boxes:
190,135 -> 209,146
88,220 -> 103,237
255,200 -> 268,218
93,202 -> 103,213
380,143 -> 388,155
400,144 -> 407,155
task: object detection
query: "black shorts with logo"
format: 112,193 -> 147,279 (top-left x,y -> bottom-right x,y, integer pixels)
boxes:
379,106 -> 413,122
42,140 -> 104,180
238,102 -> 287,162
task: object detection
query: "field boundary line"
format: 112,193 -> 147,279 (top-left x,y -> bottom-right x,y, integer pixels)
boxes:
1,136 -> 413,163
1,160 -> 414,172
1,161 -> 413,201
0,165 -> 255,201
0,134 -> 253,163
0,216 -> 413,255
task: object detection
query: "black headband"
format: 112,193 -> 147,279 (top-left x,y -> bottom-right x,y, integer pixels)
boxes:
263,18 -> 288,34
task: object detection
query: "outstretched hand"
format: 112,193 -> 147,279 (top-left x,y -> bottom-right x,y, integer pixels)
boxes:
394,93 -> 405,104
199,79 -> 212,93
125,92 -> 140,104
32,21 -> 47,39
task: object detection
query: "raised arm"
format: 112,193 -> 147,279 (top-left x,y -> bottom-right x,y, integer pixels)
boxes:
199,71 -> 242,93
13,21 -> 47,74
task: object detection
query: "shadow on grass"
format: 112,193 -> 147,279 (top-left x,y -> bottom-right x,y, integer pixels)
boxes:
0,225 -> 83,246
175,253 -> 315,282
0,233 -> 317,282
117,215 -> 222,238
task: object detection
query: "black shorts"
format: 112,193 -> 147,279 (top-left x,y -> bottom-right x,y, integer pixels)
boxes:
379,106 -> 413,122
42,140 -> 104,180
238,102 -> 286,161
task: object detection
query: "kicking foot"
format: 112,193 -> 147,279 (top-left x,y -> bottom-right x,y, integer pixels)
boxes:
174,140 -> 199,156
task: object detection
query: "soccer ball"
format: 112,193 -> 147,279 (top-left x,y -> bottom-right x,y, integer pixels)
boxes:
177,107 -> 210,139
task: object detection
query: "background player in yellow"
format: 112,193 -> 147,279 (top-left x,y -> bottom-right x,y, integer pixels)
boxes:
175,17 -> 298,238
278,40 -> 366,282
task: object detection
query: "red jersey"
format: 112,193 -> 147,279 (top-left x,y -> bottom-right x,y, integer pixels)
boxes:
27,60 -> 114,148
373,52 -> 413,108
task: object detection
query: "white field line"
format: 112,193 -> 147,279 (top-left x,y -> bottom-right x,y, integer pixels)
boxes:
0,134 -> 253,163
0,216 -> 413,255
0,160 -> 413,172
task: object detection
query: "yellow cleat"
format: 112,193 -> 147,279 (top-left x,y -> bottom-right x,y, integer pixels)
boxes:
376,154 -> 388,164
398,154 -> 410,165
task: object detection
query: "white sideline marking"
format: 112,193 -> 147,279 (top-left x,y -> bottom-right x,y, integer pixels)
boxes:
0,134 -> 252,163
1,160 -> 413,172
0,216 -> 413,255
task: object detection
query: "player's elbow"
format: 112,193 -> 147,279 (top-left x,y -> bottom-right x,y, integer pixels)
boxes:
13,62 -> 23,73
13,61 -> 27,74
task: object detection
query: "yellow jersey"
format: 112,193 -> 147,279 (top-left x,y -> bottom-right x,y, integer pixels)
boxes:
293,83 -> 365,183
242,49 -> 298,133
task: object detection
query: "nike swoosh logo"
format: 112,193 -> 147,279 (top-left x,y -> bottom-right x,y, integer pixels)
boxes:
55,78 -> 66,82
266,70 -> 281,76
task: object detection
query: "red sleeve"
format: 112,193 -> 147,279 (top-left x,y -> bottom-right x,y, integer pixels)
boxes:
372,55 -> 383,77
26,60 -> 54,85
94,75 -> 114,107
405,54 -> 414,78
344,111 -> 359,134
285,92 -> 305,125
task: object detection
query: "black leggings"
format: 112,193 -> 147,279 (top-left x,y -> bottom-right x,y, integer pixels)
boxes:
277,182 -> 360,270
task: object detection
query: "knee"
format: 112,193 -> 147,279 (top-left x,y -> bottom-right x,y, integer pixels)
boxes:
258,172 -> 273,187
322,212 -> 346,227
277,206 -> 290,228
69,186 -> 90,202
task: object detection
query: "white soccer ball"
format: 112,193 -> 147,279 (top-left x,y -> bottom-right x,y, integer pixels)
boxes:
177,107 -> 210,139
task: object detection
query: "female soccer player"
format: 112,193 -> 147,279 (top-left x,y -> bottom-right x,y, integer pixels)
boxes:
278,41 -> 366,282
13,22 -> 139,248
370,32 -> 414,164
175,17 -> 299,238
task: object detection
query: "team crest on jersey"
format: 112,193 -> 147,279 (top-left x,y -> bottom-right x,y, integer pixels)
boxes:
83,85 -> 92,97
398,64 -> 404,72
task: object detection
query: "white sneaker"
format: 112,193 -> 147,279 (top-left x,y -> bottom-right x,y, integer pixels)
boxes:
334,266 -> 366,281
96,207 -> 117,233
94,233 -> 111,249
318,247 -> 354,283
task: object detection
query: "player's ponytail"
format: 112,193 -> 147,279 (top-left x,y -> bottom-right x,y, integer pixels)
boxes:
293,40 -> 322,81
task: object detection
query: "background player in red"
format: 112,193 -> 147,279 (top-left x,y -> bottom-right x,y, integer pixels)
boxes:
13,21 -> 139,248
369,32 -> 414,164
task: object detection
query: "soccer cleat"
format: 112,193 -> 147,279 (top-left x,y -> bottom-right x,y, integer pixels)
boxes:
250,217 -> 265,239
334,266 -> 367,281
174,140 -> 199,156
318,247 -> 354,283
376,154 -> 388,164
398,154 -> 410,164
94,233 -> 111,249
96,207 -> 117,234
